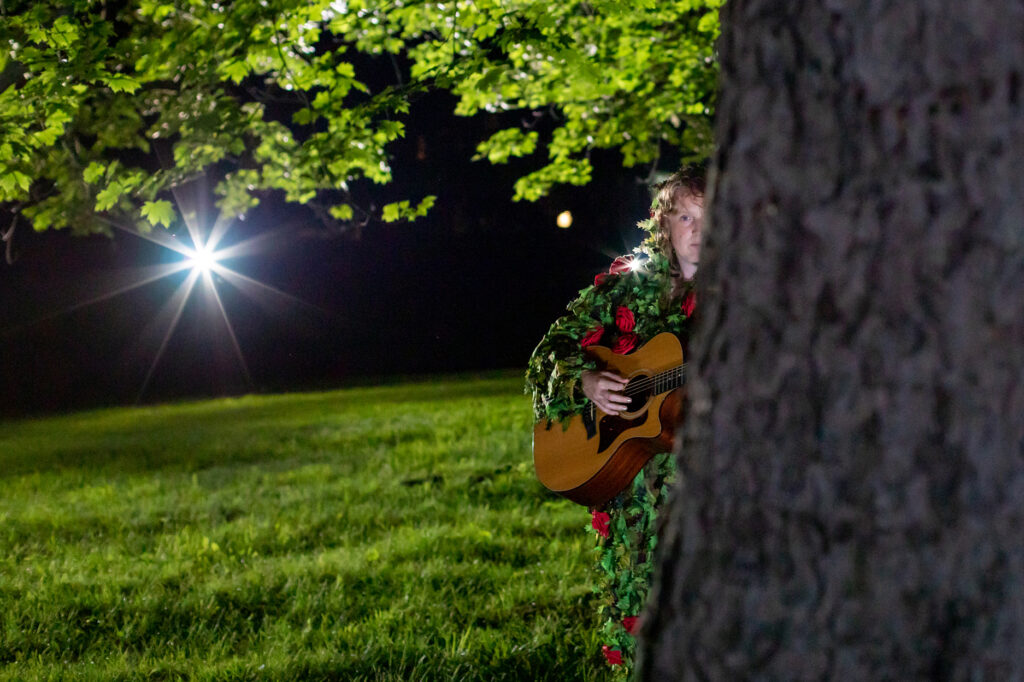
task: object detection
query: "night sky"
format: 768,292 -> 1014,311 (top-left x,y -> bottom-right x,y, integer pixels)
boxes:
0,92 -> 667,417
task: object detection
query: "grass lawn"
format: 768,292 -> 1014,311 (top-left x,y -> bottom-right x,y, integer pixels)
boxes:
0,373 -> 609,681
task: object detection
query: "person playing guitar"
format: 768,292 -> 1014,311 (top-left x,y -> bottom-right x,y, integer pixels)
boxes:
525,165 -> 704,676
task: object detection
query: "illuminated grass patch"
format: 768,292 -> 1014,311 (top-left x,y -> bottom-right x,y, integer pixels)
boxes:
0,374 -> 608,681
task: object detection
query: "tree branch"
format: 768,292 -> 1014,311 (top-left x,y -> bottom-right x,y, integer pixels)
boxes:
3,212 -> 19,265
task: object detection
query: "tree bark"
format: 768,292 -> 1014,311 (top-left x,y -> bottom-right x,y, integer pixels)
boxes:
638,1 -> 1024,679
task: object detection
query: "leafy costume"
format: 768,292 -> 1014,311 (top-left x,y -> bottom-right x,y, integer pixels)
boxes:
525,229 -> 696,678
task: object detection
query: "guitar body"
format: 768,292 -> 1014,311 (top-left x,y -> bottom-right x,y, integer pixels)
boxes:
532,332 -> 684,507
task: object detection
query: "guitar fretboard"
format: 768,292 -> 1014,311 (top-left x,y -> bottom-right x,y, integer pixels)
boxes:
624,363 -> 687,398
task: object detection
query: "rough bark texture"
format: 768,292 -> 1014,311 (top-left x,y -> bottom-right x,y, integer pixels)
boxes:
638,2 -> 1024,679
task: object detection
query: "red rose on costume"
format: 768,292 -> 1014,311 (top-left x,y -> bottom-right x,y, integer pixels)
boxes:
602,646 -> 623,666
611,332 -> 638,355
591,510 -> 611,538
615,306 -> 635,333
580,327 -> 604,348
594,272 -> 610,286
622,616 -> 639,635
681,291 -> 696,317
608,255 -> 634,275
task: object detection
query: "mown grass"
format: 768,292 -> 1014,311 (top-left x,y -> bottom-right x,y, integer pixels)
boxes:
0,374 -> 608,681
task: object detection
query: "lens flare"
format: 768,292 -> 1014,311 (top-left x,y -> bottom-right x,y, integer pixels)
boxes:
2,178 -> 323,405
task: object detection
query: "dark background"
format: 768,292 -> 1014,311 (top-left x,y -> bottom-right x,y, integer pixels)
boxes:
0,92 -> 668,417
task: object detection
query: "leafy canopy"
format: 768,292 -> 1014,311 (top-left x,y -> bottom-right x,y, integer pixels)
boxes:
0,0 -> 719,236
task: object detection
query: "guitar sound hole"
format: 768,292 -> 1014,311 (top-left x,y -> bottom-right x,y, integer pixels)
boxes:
624,376 -> 653,413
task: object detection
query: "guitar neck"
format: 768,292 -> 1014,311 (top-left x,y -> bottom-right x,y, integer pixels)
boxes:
650,364 -> 686,395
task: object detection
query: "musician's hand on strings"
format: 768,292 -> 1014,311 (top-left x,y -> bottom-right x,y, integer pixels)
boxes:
582,370 -> 630,415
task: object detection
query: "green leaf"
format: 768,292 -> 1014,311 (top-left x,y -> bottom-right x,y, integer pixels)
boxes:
221,60 -> 250,84
697,10 -> 720,33
13,171 -> 31,192
477,67 -> 503,90
140,199 -> 175,228
413,195 -> 436,217
381,201 -> 402,223
381,196 -> 436,223
0,173 -> 18,198
474,128 -> 539,164
34,127 -> 60,146
329,204 -> 354,221
83,162 -> 106,184
95,182 -> 124,211
50,16 -> 79,49
103,75 -> 141,94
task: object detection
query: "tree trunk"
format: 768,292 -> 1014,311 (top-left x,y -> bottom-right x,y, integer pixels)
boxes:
638,2 -> 1024,679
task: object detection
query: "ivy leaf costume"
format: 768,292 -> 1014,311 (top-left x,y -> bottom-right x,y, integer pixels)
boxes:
525,231 -> 696,678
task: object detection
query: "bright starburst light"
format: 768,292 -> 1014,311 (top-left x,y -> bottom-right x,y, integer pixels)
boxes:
2,181 -> 319,404
187,245 -> 219,274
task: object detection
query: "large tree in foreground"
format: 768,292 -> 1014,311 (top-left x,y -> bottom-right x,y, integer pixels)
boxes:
639,1 -> 1024,678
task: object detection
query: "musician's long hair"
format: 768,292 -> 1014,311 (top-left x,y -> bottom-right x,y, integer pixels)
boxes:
651,164 -> 706,280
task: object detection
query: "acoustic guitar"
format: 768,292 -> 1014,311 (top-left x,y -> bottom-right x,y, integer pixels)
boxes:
533,332 -> 686,507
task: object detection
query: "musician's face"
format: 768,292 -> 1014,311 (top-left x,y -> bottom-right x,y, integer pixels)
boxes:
667,189 -> 703,275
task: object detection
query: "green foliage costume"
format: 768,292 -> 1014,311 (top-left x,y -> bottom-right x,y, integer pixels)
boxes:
525,227 -> 696,677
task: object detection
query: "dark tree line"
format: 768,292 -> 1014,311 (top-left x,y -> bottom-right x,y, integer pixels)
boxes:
640,1 -> 1024,679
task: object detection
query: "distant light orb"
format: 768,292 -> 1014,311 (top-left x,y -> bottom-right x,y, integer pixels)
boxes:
556,210 -> 573,229
630,258 -> 645,272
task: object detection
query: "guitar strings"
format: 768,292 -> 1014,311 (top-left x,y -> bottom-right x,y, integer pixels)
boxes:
620,364 -> 686,397
589,366 -> 686,418
624,366 -> 684,393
